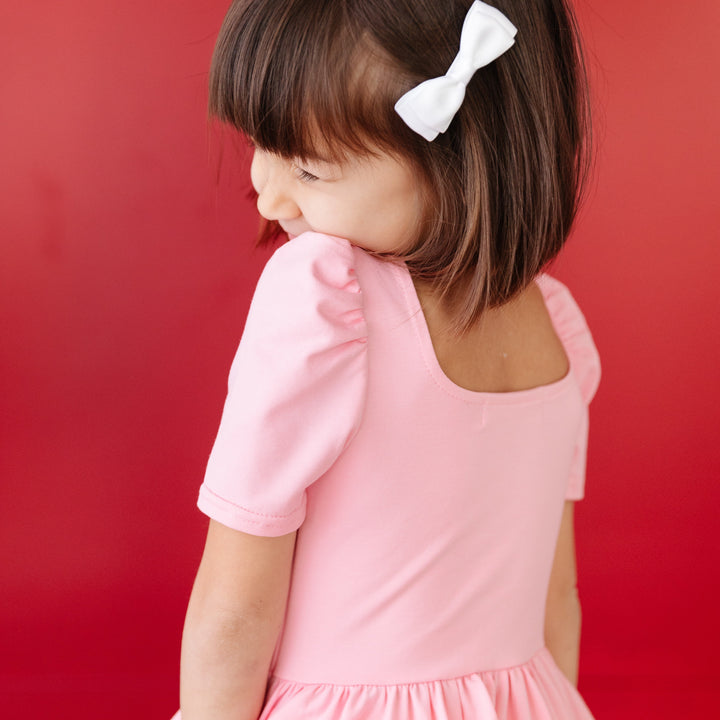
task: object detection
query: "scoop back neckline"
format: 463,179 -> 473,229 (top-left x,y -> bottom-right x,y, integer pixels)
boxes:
389,261 -> 576,405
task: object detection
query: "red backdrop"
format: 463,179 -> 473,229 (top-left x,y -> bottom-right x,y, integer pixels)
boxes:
1,1 -> 718,718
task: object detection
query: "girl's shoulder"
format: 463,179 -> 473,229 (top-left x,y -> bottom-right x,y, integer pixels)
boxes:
254,230 -> 401,333
202,232 -> 370,536
535,273 -> 602,405
259,232 -> 361,297
248,231 -> 369,325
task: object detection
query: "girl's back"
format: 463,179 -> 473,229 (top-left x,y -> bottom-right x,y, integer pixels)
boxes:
195,233 -> 600,717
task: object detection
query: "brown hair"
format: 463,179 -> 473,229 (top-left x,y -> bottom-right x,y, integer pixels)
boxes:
209,0 -> 593,334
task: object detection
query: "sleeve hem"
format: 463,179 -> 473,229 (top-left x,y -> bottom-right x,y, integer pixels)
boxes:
197,483 -> 305,537
565,474 -> 585,501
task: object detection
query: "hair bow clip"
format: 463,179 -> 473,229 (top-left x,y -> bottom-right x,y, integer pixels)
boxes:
394,1 -> 517,142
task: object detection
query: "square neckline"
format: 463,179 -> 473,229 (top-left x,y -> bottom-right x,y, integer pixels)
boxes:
389,260 -> 576,405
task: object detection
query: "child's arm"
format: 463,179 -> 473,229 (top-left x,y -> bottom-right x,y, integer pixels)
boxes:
544,500 -> 582,687
179,519 -> 296,720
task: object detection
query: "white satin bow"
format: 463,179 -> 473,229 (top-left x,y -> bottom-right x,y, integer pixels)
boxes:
394,1 -> 518,141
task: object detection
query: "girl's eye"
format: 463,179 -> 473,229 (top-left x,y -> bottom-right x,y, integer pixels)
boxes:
293,166 -> 320,183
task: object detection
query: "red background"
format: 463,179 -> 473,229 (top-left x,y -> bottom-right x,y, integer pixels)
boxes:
1,1 -> 718,718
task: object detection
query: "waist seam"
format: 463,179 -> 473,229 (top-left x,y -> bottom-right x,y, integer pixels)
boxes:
271,645 -> 550,688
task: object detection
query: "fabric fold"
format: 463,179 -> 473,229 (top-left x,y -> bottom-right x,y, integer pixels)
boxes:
536,273 -> 601,406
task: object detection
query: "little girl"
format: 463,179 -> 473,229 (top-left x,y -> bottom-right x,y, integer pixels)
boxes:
174,1 -> 601,718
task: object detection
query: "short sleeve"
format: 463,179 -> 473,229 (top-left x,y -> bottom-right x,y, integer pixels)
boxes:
197,232 -> 368,536
537,273 -> 601,501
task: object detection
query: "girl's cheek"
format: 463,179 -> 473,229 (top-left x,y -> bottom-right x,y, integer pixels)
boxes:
305,203 -> 346,235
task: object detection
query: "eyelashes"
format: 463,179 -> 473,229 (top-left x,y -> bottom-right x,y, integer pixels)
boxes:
248,141 -> 323,184
293,166 -> 320,183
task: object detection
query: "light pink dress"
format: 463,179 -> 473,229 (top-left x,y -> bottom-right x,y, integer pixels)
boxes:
173,231 -> 601,719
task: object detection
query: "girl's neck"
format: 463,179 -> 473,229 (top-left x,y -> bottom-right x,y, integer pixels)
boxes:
412,277 -> 528,340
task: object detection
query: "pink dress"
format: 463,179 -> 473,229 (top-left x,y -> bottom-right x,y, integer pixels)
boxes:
174,231 -> 601,719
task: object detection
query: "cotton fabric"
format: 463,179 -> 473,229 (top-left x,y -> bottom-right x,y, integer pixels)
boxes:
174,231 -> 601,719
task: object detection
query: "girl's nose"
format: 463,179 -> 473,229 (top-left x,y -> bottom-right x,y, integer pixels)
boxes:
255,185 -> 301,222
250,150 -> 301,222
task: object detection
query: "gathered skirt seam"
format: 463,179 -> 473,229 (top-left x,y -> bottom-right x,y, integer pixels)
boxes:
270,646 -> 550,689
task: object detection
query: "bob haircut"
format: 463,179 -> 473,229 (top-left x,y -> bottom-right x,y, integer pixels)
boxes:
209,0 -> 593,334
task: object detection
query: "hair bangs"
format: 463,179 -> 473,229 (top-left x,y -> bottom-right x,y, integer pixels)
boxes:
208,0 -> 409,164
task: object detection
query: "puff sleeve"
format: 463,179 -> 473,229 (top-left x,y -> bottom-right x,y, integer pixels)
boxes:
537,274 -> 601,501
197,232 -> 368,536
